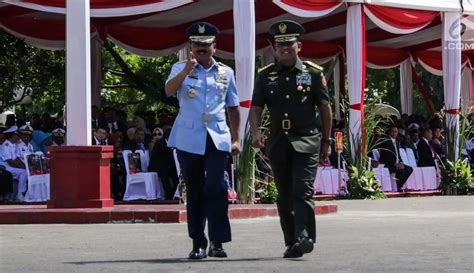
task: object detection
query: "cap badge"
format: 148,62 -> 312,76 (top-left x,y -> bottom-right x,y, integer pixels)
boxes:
279,23 -> 287,34
198,24 -> 206,34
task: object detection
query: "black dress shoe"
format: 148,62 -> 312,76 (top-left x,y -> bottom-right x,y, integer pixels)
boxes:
283,245 -> 303,258
292,236 -> 314,255
208,243 -> 227,258
188,248 -> 207,259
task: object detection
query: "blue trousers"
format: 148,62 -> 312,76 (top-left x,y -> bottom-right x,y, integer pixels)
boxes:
177,135 -> 231,249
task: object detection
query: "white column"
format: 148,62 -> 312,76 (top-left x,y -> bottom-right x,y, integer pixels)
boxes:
233,0 -> 255,141
66,0 -> 91,145
400,60 -> 413,115
346,4 -> 365,160
442,12 -> 462,160
461,66 -> 472,113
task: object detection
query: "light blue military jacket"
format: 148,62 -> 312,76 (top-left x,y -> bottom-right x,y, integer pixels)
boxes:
166,58 -> 239,155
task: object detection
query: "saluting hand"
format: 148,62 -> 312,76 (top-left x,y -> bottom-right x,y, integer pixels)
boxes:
251,132 -> 265,149
184,51 -> 198,74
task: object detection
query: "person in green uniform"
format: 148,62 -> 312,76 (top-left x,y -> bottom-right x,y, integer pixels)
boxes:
249,20 -> 332,259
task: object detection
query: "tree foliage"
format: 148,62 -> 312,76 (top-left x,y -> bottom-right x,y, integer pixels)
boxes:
0,30 -> 65,114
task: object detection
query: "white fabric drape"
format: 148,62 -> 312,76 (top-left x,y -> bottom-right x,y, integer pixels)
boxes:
346,4 -> 365,160
461,66 -> 473,113
178,46 -> 189,62
233,0 -> 255,141
442,12 -> 462,160
261,47 -> 275,67
333,56 -> 341,121
400,60 -> 413,115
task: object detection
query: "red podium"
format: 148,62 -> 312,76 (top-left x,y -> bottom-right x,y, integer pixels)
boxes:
48,146 -> 115,208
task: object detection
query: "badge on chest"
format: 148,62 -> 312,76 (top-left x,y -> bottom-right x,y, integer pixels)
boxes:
296,72 -> 312,93
215,69 -> 228,90
296,73 -> 311,86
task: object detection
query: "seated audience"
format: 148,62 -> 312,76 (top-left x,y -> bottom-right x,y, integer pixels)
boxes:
417,128 -> 437,167
51,128 -> 66,146
123,127 -> 148,152
0,126 -> 28,201
430,127 -> 445,159
378,125 -> 413,192
148,127 -> 179,199
92,127 -> 110,145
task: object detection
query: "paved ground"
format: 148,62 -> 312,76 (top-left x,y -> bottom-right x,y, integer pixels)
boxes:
0,196 -> 473,273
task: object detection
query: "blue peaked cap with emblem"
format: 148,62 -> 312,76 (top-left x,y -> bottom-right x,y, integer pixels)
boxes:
186,22 -> 219,44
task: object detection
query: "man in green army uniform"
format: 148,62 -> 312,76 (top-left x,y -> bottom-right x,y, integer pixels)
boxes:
249,20 -> 332,259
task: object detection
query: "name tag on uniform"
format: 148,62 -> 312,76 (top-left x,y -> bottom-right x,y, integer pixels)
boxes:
296,73 -> 311,86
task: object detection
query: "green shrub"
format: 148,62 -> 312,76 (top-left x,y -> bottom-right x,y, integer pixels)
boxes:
259,180 -> 278,204
439,159 -> 474,195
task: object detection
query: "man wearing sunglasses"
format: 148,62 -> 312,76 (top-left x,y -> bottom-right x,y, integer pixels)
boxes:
249,20 -> 332,259
165,22 -> 241,260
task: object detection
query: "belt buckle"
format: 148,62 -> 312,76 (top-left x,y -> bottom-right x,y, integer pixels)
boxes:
282,119 -> 291,130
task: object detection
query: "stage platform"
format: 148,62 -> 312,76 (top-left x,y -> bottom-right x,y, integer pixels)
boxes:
0,203 -> 338,224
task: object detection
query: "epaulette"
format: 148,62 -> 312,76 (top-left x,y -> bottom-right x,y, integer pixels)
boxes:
258,63 -> 274,73
217,62 -> 232,69
304,60 -> 323,71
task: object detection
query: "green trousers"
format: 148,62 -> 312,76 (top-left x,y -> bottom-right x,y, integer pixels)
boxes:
267,136 -> 318,246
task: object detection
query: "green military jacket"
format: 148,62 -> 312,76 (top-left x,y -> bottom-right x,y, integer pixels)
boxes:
252,58 -> 330,154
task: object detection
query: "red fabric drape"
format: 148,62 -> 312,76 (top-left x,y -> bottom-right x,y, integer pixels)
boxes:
411,66 -> 436,116
107,25 -> 186,50
366,46 -> 409,67
280,0 -> 341,11
1,16 -> 65,40
365,4 -> 439,31
299,40 -> 342,59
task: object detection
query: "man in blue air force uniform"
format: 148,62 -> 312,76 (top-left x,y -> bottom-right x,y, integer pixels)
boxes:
165,22 -> 241,260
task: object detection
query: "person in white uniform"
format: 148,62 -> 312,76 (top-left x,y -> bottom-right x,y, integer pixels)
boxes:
0,126 -> 28,201
16,125 -> 35,163
51,128 -> 66,147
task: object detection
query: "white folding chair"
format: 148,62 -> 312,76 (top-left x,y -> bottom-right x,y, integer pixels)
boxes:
329,168 -> 348,193
122,150 -> 163,201
420,166 -> 438,190
314,166 -> 335,194
399,148 -> 423,191
374,166 -> 393,192
23,152 -> 50,202
405,148 -> 418,168
372,149 -> 381,161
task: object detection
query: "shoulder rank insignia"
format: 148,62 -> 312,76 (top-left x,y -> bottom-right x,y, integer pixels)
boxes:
304,61 -> 323,71
217,62 -> 232,70
258,63 -> 274,73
